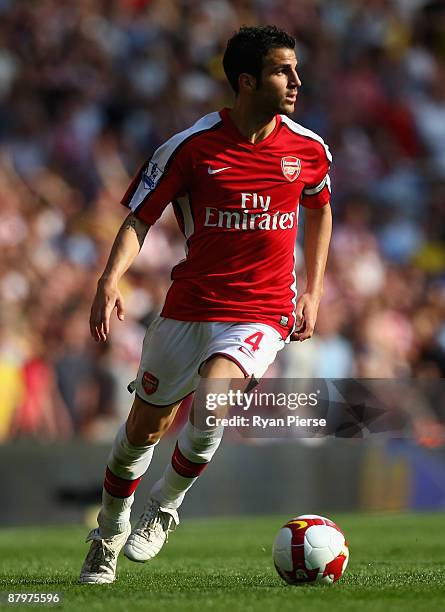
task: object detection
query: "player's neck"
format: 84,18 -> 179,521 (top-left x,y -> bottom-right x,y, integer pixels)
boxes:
229,102 -> 276,144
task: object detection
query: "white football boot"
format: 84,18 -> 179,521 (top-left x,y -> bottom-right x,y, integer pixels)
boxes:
124,499 -> 179,562
79,524 -> 131,584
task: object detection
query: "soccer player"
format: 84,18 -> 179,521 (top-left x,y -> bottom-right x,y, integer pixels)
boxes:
80,25 -> 332,583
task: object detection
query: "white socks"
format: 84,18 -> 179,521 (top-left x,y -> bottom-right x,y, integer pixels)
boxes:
98,424 -> 157,537
150,420 -> 224,510
98,419 -> 224,535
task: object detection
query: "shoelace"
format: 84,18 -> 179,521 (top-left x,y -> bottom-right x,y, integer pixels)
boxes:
85,532 -> 116,573
138,503 -> 176,542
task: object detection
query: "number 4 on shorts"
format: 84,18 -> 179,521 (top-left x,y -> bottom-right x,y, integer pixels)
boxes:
244,331 -> 264,352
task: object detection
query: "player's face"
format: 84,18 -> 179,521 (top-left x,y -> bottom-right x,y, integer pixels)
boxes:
255,48 -> 301,116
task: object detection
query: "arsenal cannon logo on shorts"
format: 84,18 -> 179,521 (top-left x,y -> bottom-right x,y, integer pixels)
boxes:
281,156 -> 301,182
142,371 -> 159,395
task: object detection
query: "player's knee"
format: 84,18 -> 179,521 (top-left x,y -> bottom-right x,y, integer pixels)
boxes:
126,418 -> 161,446
126,426 -> 163,446
126,396 -> 178,446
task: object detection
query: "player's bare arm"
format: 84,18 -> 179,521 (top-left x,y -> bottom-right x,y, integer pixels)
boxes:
122,213 -> 150,248
89,213 -> 150,342
292,203 -> 332,342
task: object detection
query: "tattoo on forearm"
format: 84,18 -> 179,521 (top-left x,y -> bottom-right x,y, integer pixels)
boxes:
123,214 -> 149,247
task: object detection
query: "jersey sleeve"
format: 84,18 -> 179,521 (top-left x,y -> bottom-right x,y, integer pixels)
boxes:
121,137 -> 191,226
300,141 -> 332,209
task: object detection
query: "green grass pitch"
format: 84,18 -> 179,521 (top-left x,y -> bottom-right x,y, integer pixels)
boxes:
0,513 -> 444,611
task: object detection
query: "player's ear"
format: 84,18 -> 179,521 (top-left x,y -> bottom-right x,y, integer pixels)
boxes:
238,73 -> 256,93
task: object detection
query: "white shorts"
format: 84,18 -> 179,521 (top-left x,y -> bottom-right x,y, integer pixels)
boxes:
131,316 -> 285,406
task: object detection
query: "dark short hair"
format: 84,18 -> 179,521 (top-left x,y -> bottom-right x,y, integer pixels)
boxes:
223,25 -> 295,93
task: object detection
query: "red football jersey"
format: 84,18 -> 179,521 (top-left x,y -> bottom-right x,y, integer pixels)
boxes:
122,108 -> 331,339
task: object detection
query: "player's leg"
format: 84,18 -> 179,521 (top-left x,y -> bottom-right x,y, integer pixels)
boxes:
80,317 -> 205,583
141,323 -> 285,534
98,396 -> 182,537
149,356 -> 243,508
124,356 -> 243,562
79,395 -> 181,584
124,322 -> 285,563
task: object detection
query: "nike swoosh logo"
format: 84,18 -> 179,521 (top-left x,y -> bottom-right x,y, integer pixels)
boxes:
208,166 -> 231,174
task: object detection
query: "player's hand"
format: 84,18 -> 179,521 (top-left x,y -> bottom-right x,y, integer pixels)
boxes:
290,292 -> 320,342
89,278 -> 125,342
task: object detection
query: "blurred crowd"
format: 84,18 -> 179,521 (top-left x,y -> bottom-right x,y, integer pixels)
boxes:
0,0 -> 444,443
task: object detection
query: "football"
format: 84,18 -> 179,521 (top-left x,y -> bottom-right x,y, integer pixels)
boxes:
272,514 -> 349,585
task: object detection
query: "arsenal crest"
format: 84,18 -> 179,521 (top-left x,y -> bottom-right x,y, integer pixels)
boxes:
142,371 -> 159,395
281,156 -> 301,182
